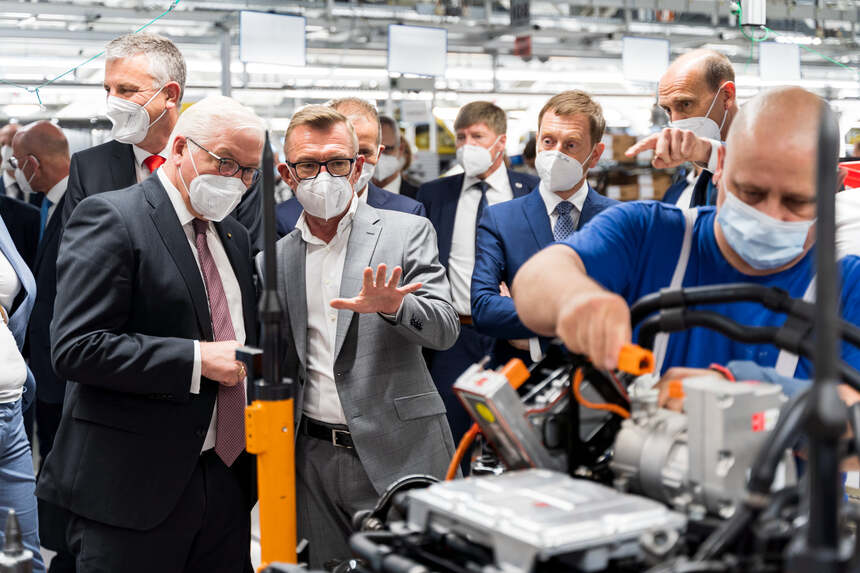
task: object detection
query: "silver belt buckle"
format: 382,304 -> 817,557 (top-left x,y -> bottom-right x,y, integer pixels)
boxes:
332,428 -> 350,448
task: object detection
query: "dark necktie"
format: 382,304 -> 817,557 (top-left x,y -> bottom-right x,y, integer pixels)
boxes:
474,180 -> 489,230
553,201 -> 576,241
192,218 -> 245,467
39,197 -> 53,242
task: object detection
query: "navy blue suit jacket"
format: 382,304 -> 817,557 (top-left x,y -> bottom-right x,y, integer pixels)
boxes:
417,169 -> 540,268
662,169 -> 715,207
471,186 -> 618,362
275,182 -> 425,237
27,195 -> 66,404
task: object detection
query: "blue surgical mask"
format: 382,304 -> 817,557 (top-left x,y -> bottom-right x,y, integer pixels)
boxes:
717,188 -> 815,270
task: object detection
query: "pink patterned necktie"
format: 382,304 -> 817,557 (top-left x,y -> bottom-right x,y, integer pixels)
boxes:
192,218 -> 245,467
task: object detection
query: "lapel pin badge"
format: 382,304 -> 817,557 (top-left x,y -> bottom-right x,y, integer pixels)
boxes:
515,182 -> 523,188
227,232 -> 232,239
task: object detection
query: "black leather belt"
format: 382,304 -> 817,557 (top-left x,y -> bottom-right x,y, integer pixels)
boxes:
303,418 -> 354,448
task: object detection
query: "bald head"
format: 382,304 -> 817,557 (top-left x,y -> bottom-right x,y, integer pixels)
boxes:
0,123 -> 19,147
14,121 -> 69,161
658,49 -> 738,140
11,121 -> 70,194
726,87 -> 822,157
664,49 -> 735,93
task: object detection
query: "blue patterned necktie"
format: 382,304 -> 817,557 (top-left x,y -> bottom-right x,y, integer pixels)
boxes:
553,201 -> 575,241
39,197 -> 53,242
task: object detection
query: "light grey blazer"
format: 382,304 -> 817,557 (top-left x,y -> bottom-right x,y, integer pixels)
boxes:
264,201 -> 460,494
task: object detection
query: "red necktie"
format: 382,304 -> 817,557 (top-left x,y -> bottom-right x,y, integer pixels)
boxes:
192,218 -> 245,467
143,154 -> 165,173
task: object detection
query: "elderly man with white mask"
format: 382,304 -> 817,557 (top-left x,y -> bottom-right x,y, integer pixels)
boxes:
37,95 -> 263,573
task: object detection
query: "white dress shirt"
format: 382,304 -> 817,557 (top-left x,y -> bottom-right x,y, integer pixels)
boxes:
675,168 -> 700,208
133,145 -> 167,183
538,180 -> 589,232
382,174 -> 402,195
448,165 -> 513,316
296,196 -> 358,424
42,176 -> 68,224
0,250 -> 25,403
157,168 -> 246,452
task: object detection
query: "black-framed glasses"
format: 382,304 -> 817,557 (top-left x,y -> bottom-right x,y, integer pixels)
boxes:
286,157 -> 356,181
187,137 -> 261,187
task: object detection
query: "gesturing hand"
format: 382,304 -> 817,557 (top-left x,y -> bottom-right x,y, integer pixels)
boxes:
330,264 -> 422,315
624,128 -> 713,169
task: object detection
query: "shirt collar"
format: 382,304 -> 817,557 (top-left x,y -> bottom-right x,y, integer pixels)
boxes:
295,192 -> 359,247
132,144 -> 168,166
44,176 -> 68,205
157,167 -> 196,228
538,181 -> 589,218
463,163 -> 507,194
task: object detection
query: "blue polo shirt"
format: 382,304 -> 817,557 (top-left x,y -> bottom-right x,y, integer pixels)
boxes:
562,201 -> 860,376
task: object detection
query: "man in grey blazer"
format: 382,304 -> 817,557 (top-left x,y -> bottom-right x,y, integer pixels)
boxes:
267,105 -> 459,568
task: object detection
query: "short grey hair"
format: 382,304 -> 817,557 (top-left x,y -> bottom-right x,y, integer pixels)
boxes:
167,95 -> 266,159
327,97 -> 381,146
105,33 -> 187,102
378,115 -> 400,147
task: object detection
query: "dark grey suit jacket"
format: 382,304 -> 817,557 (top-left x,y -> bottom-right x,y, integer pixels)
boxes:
262,202 -> 459,494
37,175 -> 258,530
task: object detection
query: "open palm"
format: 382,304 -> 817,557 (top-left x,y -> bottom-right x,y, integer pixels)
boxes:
330,264 -> 422,315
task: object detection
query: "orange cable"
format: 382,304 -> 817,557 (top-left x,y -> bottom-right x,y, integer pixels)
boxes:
446,423 -> 479,480
572,368 -> 631,419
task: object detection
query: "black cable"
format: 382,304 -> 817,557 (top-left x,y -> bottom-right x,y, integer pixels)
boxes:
350,532 -> 429,573
637,311 -> 860,391
748,389 -> 810,495
694,505 -> 754,562
847,403 -> 860,460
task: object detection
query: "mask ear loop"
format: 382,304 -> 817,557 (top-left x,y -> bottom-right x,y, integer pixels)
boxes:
705,81 -> 732,134
179,138 -> 200,195
142,84 -> 169,131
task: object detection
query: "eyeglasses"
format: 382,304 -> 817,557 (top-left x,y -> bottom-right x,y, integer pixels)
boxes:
187,137 -> 261,187
286,157 -> 356,181
8,155 -> 35,171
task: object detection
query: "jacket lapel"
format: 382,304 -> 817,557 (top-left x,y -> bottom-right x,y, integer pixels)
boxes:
507,170 -> 532,198
145,178 -> 213,341
214,222 -> 257,345
280,231 -> 308,365
111,142 -> 138,190
334,203 -> 381,360
34,195 -> 65,272
0,215 -> 35,346
577,187 -> 601,230
523,189 -> 553,247
437,174 -> 464,267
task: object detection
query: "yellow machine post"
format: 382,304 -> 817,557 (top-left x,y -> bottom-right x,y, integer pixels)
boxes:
246,395 -> 297,571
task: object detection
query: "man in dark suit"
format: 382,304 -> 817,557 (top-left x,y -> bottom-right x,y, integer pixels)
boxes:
626,49 -> 738,208
372,115 -> 419,199
37,95 -> 264,573
417,101 -> 539,443
471,91 -> 618,368
12,121 -> 71,460
60,33 -> 262,245
276,97 -> 424,237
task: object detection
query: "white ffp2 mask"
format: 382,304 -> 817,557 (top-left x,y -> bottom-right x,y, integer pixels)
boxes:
355,161 -> 376,193
373,154 -> 400,182
669,81 -> 731,141
106,85 -> 168,145
535,148 -> 594,193
180,146 -> 246,222
456,136 -> 502,177
295,171 -> 354,220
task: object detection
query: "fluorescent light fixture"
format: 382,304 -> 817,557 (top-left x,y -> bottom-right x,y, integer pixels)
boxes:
239,11 -> 306,67
388,24 -> 447,77
3,104 -> 42,117
622,37 -> 670,83
759,42 -> 801,82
